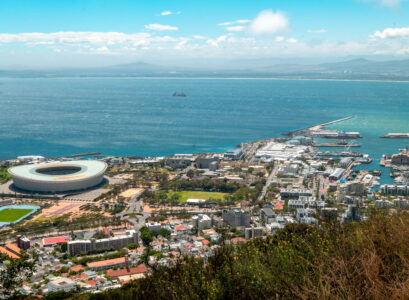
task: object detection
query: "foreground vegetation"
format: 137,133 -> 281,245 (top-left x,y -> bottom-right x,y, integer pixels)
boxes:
45,210 -> 409,299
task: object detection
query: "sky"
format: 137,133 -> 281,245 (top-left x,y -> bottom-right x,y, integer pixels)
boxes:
1,0 -> 409,68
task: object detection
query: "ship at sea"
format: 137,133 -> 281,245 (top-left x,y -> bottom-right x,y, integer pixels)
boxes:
313,130 -> 362,139
172,92 -> 186,97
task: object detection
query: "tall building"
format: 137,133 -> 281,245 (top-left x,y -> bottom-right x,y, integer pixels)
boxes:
16,235 -> 30,250
222,209 -> 250,227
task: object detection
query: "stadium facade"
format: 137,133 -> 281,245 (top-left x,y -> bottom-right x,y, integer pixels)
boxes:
8,160 -> 107,193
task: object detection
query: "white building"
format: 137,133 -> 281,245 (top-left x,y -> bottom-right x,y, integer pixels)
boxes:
192,214 -> 212,230
48,278 -> 76,292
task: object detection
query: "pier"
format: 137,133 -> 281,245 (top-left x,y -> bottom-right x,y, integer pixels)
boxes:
47,152 -> 101,160
283,115 -> 354,137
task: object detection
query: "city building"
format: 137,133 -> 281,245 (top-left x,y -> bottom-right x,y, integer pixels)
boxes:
224,148 -> 243,160
245,227 -> 264,240
68,230 -> 137,256
196,156 -> 220,169
16,235 -> 30,250
192,214 -> 212,230
280,188 -> 313,198
48,278 -> 76,292
329,168 -> 345,180
222,208 -> 250,227
260,208 -> 275,224
165,154 -> 195,169
147,222 -> 162,233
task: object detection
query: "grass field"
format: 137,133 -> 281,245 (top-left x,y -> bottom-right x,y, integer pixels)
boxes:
169,191 -> 228,202
0,209 -> 33,222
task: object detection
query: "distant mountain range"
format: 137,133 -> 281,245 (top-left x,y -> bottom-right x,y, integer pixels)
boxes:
2,58 -> 409,80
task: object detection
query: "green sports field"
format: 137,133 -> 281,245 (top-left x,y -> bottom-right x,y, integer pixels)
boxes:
0,208 -> 33,222
168,191 -> 228,202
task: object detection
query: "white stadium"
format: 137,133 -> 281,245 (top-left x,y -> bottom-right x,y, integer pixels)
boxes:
8,160 -> 107,193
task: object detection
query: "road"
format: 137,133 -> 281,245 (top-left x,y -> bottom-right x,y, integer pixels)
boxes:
258,162 -> 279,201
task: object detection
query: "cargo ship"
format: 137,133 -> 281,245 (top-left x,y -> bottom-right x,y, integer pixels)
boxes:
322,131 -> 362,139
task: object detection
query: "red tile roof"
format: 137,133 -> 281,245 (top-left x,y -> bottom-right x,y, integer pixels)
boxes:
0,246 -> 20,259
106,265 -> 148,278
43,236 -> 69,246
87,257 -> 125,268
202,239 -> 210,245
70,265 -> 84,272
5,243 -> 21,255
85,280 -> 97,286
231,237 -> 246,244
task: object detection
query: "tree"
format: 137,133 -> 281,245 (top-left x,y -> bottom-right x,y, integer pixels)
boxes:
61,242 -> 68,253
186,169 -> 195,179
159,228 -> 171,238
127,243 -> 139,250
0,252 -> 38,298
140,226 -> 153,246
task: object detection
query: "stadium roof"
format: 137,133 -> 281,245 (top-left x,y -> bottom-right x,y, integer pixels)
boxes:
9,160 -> 107,183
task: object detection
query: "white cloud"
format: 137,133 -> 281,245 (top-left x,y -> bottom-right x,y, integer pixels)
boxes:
275,36 -> 285,42
192,35 -> 207,40
380,0 -> 402,7
248,10 -> 289,35
287,38 -> 297,43
144,24 -> 178,31
217,19 -> 250,26
160,11 -> 181,16
370,27 -> 409,39
308,29 -> 327,33
206,35 -> 228,47
226,26 -> 245,32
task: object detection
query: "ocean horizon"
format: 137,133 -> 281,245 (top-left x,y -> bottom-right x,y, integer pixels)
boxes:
1,77 -> 409,184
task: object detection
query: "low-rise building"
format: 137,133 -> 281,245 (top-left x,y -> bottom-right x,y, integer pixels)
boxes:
48,278 -> 76,293
68,230 -> 137,256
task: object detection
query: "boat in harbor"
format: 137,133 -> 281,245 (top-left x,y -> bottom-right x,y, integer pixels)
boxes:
173,92 -> 186,97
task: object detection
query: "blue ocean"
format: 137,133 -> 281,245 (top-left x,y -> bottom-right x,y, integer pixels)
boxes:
1,77 -> 409,184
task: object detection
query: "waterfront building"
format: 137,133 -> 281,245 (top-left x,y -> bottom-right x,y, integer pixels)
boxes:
165,154 -> 196,169
224,148 -> 243,160
196,156 -> 220,169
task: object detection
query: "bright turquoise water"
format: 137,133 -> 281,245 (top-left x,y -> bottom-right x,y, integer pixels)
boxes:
0,77 -> 408,184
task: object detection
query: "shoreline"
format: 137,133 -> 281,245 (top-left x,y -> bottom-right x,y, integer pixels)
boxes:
2,76 -> 409,84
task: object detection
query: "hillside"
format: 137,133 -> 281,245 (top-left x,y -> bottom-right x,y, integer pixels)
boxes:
40,210 -> 409,300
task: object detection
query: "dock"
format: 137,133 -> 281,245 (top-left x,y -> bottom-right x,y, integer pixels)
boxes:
314,143 -> 360,148
380,133 -> 409,139
283,115 -> 354,137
